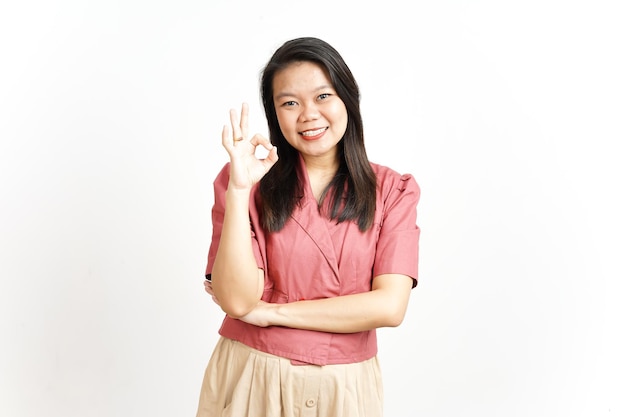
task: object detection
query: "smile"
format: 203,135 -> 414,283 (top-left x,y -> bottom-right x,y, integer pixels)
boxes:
299,127 -> 328,139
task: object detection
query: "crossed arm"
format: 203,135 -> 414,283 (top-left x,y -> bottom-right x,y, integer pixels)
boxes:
206,269 -> 413,334
208,184 -> 414,334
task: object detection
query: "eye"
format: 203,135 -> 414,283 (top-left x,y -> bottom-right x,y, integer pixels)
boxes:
281,100 -> 297,107
318,93 -> 331,100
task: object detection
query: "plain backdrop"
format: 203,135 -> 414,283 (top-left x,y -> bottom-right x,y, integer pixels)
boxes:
1,1 -> 625,416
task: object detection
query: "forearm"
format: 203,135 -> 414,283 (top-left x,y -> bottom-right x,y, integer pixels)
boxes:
211,186 -> 263,317
261,274 -> 413,333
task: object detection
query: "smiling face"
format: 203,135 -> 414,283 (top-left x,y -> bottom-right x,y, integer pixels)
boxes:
272,61 -> 348,166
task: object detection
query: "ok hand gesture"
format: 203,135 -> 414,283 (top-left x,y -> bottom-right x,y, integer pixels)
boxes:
221,103 -> 278,190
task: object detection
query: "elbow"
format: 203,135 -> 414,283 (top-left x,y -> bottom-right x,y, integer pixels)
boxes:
211,269 -> 264,319
371,275 -> 413,328
384,313 -> 405,328
212,281 -> 258,318
219,300 -> 256,319
380,305 -> 408,328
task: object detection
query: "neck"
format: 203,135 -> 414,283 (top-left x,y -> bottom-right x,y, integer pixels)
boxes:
301,154 -> 339,202
302,153 -> 339,178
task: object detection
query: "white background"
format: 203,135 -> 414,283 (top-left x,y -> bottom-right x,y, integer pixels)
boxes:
1,1 -> 625,416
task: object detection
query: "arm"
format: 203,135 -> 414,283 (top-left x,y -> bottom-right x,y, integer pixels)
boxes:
237,172 -> 421,332
238,273 -> 414,333
210,186 -> 265,318
209,103 -> 277,318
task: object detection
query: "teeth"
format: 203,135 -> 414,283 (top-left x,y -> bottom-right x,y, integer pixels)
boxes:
301,127 -> 326,137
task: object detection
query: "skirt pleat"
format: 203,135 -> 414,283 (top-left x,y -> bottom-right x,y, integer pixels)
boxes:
196,337 -> 384,417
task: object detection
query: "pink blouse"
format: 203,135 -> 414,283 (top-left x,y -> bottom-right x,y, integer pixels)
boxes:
205,155 -> 420,365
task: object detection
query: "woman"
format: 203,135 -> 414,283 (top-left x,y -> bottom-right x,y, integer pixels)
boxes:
197,37 -> 420,417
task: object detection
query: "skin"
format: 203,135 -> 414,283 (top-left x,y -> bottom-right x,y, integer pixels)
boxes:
209,102 -> 276,318
273,61 -> 347,197
207,61 -> 413,333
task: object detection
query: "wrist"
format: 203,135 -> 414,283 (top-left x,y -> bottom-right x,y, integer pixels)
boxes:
225,185 -> 253,205
226,184 -> 253,195
271,302 -> 288,327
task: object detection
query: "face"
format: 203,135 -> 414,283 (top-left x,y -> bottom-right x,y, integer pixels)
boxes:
272,61 -> 348,165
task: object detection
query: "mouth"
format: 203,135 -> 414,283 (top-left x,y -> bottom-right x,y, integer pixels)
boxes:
299,127 -> 328,140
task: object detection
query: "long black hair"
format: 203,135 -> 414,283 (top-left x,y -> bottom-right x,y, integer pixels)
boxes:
259,37 -> 377,232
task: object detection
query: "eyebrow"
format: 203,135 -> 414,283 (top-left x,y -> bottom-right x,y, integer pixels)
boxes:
274,84 -> 334,100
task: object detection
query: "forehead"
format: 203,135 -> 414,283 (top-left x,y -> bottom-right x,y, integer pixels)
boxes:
272,61 -> 333,96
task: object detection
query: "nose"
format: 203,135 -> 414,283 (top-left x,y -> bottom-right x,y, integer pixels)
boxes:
298,100 -> 320,122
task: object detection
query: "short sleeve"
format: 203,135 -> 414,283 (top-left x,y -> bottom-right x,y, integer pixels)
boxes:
205,163 -> 265,279
372,173 -> 421,287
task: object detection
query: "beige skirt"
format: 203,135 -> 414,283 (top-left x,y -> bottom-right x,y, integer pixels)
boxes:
196,337 -> 384,417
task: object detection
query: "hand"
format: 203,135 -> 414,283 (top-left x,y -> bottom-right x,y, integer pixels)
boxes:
222,103 -> 278,190
203,280 -> 220,305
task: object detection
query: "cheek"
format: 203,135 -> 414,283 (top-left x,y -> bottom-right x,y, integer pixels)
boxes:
276,114 -> 291,138
276,111 -> 293,130
275,114 -> 300,148
333,103 -> 349,133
